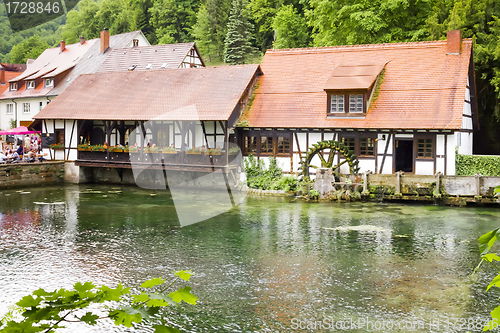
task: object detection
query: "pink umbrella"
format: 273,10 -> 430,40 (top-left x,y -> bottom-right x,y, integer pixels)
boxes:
0,126 -> 39,135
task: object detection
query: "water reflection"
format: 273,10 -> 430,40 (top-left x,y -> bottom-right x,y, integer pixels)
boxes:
0,186 -> 499,332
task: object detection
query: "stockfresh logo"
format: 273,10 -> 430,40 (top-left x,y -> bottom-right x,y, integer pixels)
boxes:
129,105 -> 248,227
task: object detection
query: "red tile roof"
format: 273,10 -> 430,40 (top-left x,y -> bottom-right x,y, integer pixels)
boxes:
0,71 -> 22,94
34,65 -> 261,121
241,39 -> 473,129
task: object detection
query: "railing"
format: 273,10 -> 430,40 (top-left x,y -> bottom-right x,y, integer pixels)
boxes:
77,150 -> 240,167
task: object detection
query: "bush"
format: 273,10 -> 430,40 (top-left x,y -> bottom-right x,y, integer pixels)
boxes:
456,154 -> 500,176
243,155 -> 297,191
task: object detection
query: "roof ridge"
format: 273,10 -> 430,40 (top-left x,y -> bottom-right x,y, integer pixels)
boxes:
267,39 -> 472,54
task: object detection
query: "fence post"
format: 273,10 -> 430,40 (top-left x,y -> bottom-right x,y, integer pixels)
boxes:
434,172 -> 442,198
475,173 -> 482,196
395,171 -> 401,194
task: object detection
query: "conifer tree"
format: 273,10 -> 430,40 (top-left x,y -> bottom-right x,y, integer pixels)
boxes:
223,0 -> 257,64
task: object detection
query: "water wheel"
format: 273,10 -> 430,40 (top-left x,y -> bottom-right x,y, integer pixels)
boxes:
298,140 -> 360,179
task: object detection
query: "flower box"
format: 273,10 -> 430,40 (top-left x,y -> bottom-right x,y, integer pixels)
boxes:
78,148 -> 91,151
186,151 -> 202,154
162,150 -> 177,154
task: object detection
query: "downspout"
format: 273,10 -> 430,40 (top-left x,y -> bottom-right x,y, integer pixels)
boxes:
12,99 -> 17,127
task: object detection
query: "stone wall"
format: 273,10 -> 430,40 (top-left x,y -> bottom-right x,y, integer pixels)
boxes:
0,161 -> 65,189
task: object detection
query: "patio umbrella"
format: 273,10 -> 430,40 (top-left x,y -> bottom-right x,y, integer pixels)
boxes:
0,126 -> 39,135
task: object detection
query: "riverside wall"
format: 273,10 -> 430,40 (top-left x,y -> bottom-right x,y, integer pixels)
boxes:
0,161 -> 65,189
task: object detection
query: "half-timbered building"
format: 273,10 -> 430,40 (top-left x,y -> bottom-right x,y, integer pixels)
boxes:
32,65 -> 260,179
238,30 -> 477,175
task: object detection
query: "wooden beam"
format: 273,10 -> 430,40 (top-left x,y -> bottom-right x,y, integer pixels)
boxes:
66,120 -> 76,161
378,133 -> 392,174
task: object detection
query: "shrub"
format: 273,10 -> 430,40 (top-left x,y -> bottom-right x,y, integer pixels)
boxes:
244,155 -> 296,191
456,154 -> 500,176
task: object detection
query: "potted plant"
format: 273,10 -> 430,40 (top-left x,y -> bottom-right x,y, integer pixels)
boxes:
145,145 -> 159,153
228,146 -> 240,154
207,148 -> 222,155
77,144 -> 91,151
128,144 -> 139,153
109,145 -> 124,152
162,146 -> 177,154
186,147 -> 201,154
91,144 -> 106,152
49,143 -> 65,150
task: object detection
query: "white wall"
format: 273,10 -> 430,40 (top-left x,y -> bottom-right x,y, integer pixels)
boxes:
377,133 -> 393,174
447,133 -> 456,175
415,160 -> 434,175
0,97 -> 52,130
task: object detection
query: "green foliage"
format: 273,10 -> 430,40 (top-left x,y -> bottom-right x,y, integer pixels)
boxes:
244,155 -> 297,191
474,223 -> 500,331
309,189 -> 320,199
456,153 -> 500,176
149,0 -> 198,44
273,5 -> 309,49
223,0 -> 258,64
0,271 -> 196,332
9,35 -> 49,64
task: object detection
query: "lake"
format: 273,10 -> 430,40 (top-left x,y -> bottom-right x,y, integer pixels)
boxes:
0,184 -> 499,332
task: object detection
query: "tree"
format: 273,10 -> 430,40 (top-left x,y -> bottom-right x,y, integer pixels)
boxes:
193,4 -> 218,62
9,35 -> 49,64
149,0 -> 198,44
223,0 -> 257,64
272,4 -> 309,49
0,271 -> 197,332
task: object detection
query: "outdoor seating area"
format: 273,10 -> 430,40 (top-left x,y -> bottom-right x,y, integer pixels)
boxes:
0,126 -> 46,164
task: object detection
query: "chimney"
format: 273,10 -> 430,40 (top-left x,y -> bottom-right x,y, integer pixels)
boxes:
101,29 -> 109,53
60,40 -> 66,53
446,30 -> 461,55
80,36 -> 85,44
0,66 -> 5,84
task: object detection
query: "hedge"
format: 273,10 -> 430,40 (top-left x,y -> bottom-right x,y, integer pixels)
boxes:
456,154 -> 500,176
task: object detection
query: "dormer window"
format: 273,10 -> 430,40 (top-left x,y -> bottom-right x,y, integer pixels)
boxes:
133,39 -> 139,47
9,82 -> 17,91
45,78 -> 54,88
325,63 -> 386,117
327,92 -> 366,115
349,94 -> 364,113
330,95 -> 344,113
26,81 -> 35,89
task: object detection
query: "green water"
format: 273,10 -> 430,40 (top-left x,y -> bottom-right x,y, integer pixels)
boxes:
0,185 -> 500,332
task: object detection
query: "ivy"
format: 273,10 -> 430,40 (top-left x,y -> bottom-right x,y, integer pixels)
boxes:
0,271 -> 196,333
456,154 -> 500,176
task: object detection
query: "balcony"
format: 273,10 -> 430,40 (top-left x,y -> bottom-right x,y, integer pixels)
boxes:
76,148 -> 241,172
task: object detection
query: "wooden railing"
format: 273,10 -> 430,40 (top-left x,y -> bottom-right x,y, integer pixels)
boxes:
77,150 -> 240,167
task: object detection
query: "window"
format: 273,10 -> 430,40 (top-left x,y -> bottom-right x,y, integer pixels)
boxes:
146,64 -> 153,69
26,81 -> 35,89
260,136 -> 273,154
360,138 -> 375,156
10,83 -> 17,91
39,101 -> 43,111
330,95 -> 344,113
22,102 -> 30,113
349,94 -> 363,113
417,138 -> 433,158
45,79 -> 54,88
6,103 -> 13,115
277,136 -> 290,155
244,136 -> 257,154
55,129 -> 64,145
341,137 -> 356,153
133,39 -> 139,47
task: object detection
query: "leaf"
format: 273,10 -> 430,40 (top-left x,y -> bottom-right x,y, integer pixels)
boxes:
80,312 -> 99,325
109,309 -> 142,327
153,324 -> 181,333
479,228 -> 500,255
0,319 -> 46,332
140,277 -> 165,288
16,295 -> 41,308
487,273 -> 500,291
484,253 -> 500,263
99,283 -> 130,301
146,299 -> 169,307
174,270 -> 193,282
132,292 -> 150,303
484,305 -> 500,331
168,286 -> 197,305
74,282 -> 96,299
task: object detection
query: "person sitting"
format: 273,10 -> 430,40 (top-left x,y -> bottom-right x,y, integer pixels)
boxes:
11,151 -> 20,162
16,144 -> 24,160
27,149 -> 36,163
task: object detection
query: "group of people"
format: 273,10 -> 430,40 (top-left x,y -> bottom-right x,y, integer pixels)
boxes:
0,135 -> 42,163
